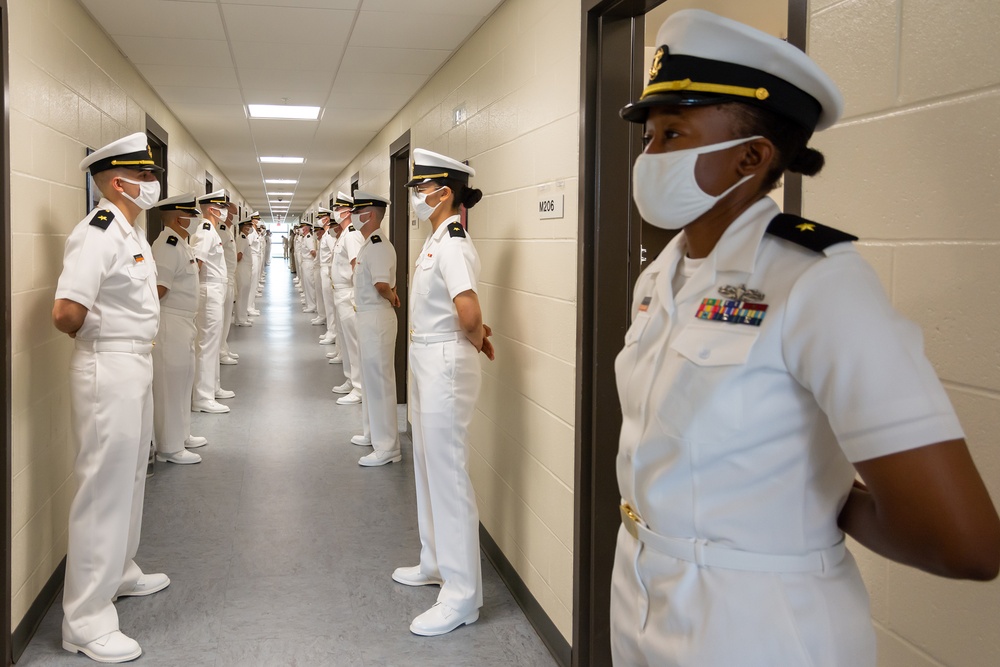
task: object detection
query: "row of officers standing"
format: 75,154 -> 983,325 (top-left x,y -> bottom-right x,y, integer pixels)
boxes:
50,136 -> 498,662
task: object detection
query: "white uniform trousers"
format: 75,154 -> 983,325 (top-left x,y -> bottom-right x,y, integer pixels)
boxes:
249,253 -> 261,310
409,337 -> 483,615
193,281 -> 225,405
62,346 -> 153,644
235,264 -> 252,324
357,306 -> 398,454
299,259 -> 317,311
333,288 -> 363,396
320,266 -> 337,336
152,310 -> 197,455
609,526 -> 874,667
314,262 -> 327,323
219,276 -> 236,359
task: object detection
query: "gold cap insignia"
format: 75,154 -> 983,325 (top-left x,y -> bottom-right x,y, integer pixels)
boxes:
649,47 -> 664,82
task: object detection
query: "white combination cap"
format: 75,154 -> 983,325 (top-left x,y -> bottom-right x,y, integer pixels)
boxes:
621,9 -> 843,131
80,132 -> 164,175
351,191 -> 390,209
406,148 -> 475,187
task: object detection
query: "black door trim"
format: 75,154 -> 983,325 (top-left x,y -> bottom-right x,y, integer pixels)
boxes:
1,0 -> 11,661
388,131 -> 410,405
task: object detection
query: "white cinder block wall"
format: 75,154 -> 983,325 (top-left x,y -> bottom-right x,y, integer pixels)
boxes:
807,1 -> 1000,665
7,0 -> 247,631
307,0 -> 580,640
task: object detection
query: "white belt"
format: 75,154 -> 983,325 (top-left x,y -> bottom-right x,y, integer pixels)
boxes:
161,306 -> 197,318
620,504 -> 845,573
203,277 -> 226,285
332,283 -> 353,290
75,339 -> 154,354
355,303 -> 391,312
410,331 -> 459,344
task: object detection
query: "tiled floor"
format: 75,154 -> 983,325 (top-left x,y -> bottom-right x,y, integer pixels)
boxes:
18,259 -> 558,667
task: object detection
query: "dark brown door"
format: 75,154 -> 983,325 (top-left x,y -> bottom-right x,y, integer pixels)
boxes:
144,115 -> 168,244
575,1 -> 806,665
388,132 -> 411,405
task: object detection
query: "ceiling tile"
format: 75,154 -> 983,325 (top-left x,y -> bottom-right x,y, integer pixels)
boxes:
113,36 -> 234,68
349,11 -> 482,50
237,68 -> 335,92
230,41 -> 341,71
339,46 -> 450,75
360,0 -> 503,16
219,0 -> 360,8
222,4 -> 355,44
157,85 -> 245,107
81,0 -> 225,39
136,64 -> 239,88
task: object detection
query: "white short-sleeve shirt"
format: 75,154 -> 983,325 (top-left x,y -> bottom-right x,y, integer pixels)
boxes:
354,232 -> 396,310
331,225 -> 363,288
319,231 -> 336,266
55,199 -> 160,341
410,215 -> 480,334
189,220 -> 227,284
151,228 -> 199,313
217,222 -> 237,277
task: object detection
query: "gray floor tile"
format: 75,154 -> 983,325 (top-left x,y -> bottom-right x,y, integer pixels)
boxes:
16,261 -> 558,667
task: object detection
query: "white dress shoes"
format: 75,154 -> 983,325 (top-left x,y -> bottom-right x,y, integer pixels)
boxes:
219,356 -> 238,365
392,565 -> 443,587
338,390 -> 362,405
228,352 -> 240,360
409,602 -> 479,637
63,630 -> 141,664
311,317 -> 326,326
332,381 -> 353,394
303,307 -> 317,313
328,355 -> 343,365
185,436 -> 208,448
325,351 -> 338,358
234,321 -> 253,327
115,572 -> 170,600
359,450 -> 402,467
215,388 -> 236,399
319,335 -> 335,345
350,434 -> 372,446
192,400 -> 230,414
156,449 -> 202,465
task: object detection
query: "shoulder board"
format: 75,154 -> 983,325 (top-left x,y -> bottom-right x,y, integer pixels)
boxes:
166,235 -> 178,246
219,224 -> 226,232
202,222 -> 211,230
348,225 -> 357,232
371,235 -> 382,243
448,222 -> 466,238
766,213 -> 857,253
241,233 -> 246,239
88,209 -> 115,230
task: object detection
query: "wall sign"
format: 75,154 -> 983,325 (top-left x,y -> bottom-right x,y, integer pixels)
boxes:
538,193 -> 564,220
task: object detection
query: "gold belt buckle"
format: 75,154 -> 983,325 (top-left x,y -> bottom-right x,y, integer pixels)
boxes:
620,503 -> 641,540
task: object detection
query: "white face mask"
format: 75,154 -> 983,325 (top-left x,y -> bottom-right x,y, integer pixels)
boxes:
119,176 -> 161,211
632,135 -> 761,230
214,208 -> 229,223
180,216 -> 200,234
410,187 -> 445,221
351,213 -> 361,227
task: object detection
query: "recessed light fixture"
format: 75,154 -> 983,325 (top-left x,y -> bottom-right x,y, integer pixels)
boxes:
267,192 -> 294,196
248,104 -> 321,120
259,157 -> 304,164
265,179 -> 297,184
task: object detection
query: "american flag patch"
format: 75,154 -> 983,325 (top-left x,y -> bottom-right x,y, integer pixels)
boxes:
696,298 -> 768,327
133,254 -> 145,263
638,296 -> 652,313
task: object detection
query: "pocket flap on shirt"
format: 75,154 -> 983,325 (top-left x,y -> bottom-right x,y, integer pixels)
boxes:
670,321 -> 758,367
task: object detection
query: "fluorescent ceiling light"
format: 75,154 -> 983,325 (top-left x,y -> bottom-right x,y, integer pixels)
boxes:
259,156 -> 304,164
248,104 -> 320,120
267,192 -> 294,196
265,179 -> 297,184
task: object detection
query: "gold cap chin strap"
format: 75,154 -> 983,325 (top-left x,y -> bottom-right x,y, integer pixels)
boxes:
641,78 -> 770,102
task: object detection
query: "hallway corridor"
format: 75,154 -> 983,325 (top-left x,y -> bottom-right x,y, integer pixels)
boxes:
17,260 -> 557,667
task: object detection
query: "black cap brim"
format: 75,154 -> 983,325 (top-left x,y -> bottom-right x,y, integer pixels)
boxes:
620,92 -> 729,123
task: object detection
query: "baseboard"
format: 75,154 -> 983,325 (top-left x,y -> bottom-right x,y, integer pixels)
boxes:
11,557 -> 65,663
479,525 -> 572,667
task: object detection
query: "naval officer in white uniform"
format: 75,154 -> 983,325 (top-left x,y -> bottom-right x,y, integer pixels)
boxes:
611,11 -> 1000,666
317,208 -> 339,344
234,218 -> 254,326
53,133 -> 170,663
217,201 -> 239,366
392,150 -> 496,636
150,194 -> 206,465
310,219 -> 329,327
331,193 -> 365,402
351,191 -> 401,466
191,191 -> 232,413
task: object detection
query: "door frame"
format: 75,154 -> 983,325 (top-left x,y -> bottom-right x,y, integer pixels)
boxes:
574,1 -> 808,665
1,1 -> 11,663
144,115 -> 169,244
388,131 -> 411,405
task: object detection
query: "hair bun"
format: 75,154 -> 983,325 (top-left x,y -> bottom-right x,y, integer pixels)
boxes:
462,188 -> 484,209
787,147 -> 825,177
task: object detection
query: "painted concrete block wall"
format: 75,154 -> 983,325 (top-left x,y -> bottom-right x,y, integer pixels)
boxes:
307,0 -> 579,640
806,1 -> 1000,665
8,0 -> 247,631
